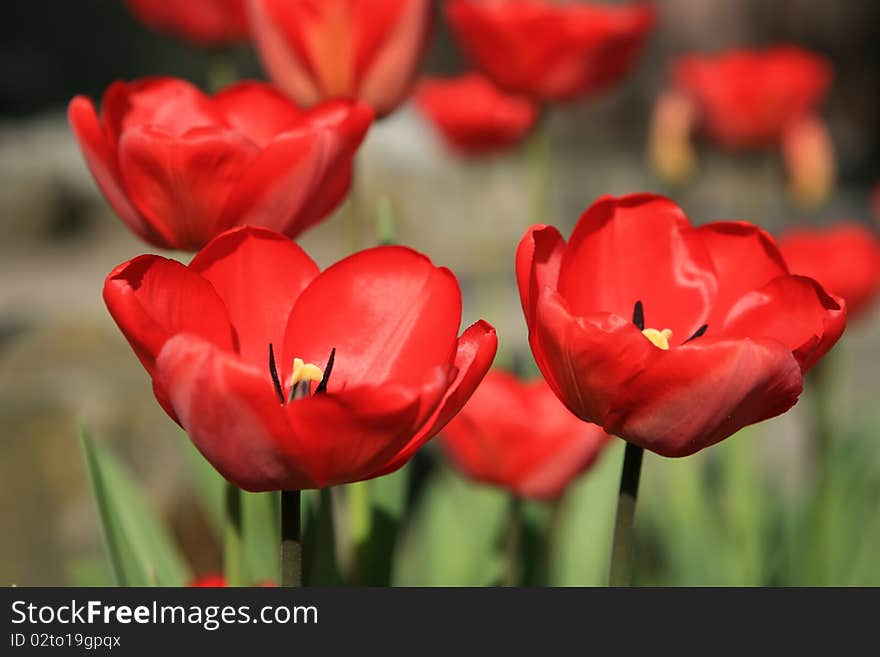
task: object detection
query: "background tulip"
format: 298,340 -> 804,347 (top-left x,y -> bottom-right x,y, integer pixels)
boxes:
517,193 -> 846,457
415,74 -> 540,156
104,226 -> 497,492
778,223 -> 880,321
445,0 -> 655,104
125,0 -> 249,47
69,78 -> 373,251
247,0 -> 432,118
442,370 -> 611,501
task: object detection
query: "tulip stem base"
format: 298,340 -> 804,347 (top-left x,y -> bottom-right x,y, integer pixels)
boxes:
223,482 -> 244,587
281,490 -> 303,587
609,442 -> 644,587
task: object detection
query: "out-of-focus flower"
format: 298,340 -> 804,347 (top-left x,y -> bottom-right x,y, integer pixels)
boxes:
104,227 -> 497,491
247,0 -> 432,118
414,74 -> 540,156
125,0 -> 249,47
779,223 -> 880,321
69,78 -> 373,251
445,0 -> 655,104
190,574 -> 277,587
517,193 -> 846,457
442,370 -> 611,501
649,46 -> 835,208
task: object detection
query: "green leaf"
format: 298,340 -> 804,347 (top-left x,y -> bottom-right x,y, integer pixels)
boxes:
78,425 -> 191,586
303,488 -> 344,585
178,430 -> 225,534
243,491 -> 280,584
549,440 -> 623,586
393,466 -> 507,586
354,466 -> 410,585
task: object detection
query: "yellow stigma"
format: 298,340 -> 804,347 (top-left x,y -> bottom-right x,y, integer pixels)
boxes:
289,358 -> 324,388
642,328 -> 673,350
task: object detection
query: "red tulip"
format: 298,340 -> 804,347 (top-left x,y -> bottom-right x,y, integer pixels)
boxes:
125,0 -> 249,46
778,223 -> 880,321
414,74 -> 540,155
247,0 -> 432,118
516,194 -> 846,457
672,46 -> 831,149
442,370 -> 611,501
104,226 -> 497,491
69,78 -> 373,251
445,0 -> 655,103
190,574 -> 277,587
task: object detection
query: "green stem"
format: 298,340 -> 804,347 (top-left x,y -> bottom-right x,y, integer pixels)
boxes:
808,357 -> 836,584
502,496 -> 523,587
609,443 -> 644,587
280,490 -> 302,587
223,481 -> 244,587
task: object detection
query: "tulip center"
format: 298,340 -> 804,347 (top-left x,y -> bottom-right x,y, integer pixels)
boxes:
268,344 -> 336,404
641,327 -> 673,350
632,300 -> 708,350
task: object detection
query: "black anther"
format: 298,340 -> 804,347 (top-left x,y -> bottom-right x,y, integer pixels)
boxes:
685,324 -> 708,343
632,300 -> 645,331
268,343 -> 285,404
315,347 -> 336,395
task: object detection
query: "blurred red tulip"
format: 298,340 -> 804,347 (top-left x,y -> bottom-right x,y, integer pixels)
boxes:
445,0 -> 655,103
69,78 -> 373,251
442,370 -> 611,501
779,223 -> 880,321
104,227 -> 497,491
190,574 -> 278,587
517,194 -> 846,457
415,74 -> 540,155
672,46 -> 831,149
125,0 -> 249,46
248,0 -> 432,117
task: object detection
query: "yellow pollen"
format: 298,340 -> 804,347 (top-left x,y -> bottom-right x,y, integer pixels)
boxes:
289,357 -> 324,388
642,328 -> 673,350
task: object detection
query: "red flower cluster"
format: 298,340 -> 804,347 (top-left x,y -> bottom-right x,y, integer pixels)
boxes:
779,223 -> 880,321
442,370 -> 610,500
248,0 -> 432,118
517,194 -> 845,457
415,74 -> 539,156
104,227 -> 497,491
445,0 -> 655,104
69,78 -> 372,251
125,0 -> 249,46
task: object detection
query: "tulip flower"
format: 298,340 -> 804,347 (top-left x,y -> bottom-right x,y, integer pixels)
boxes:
649,46 -> 835,207
516,193 -> 846,458
190,575 -> 277,586
104,226 -> 497,492
69,78 -> 373,251
778,223 -> 880,322
445,0 -> 655,104
415,74 -> 540,156
442,370 -> 611,501
125,0 -> 249,47
247,0 -> 432,118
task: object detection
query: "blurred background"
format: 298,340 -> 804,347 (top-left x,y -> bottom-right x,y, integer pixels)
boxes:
2,0 -> 879,586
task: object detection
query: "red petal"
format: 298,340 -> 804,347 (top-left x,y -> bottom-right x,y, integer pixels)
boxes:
441,370 -> 609,501
101,77 -> 224,147
608,337 -> 803,456
103,255 -> 235,419
118,125 -> 260,250
531,288 -> 658,426
282,246 -> 462,388
189,227 -> 320,368
778,223 -> 880,321
515,224 -> 565,330
721,275 -> 846,373
284,366 -> 450,488
557,194 -> 717,343
68,96 -> 171,248
697,221 -> 789,326
154,335 -> 315,491
370,319 -> 498,477
212,81 -> 308,148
